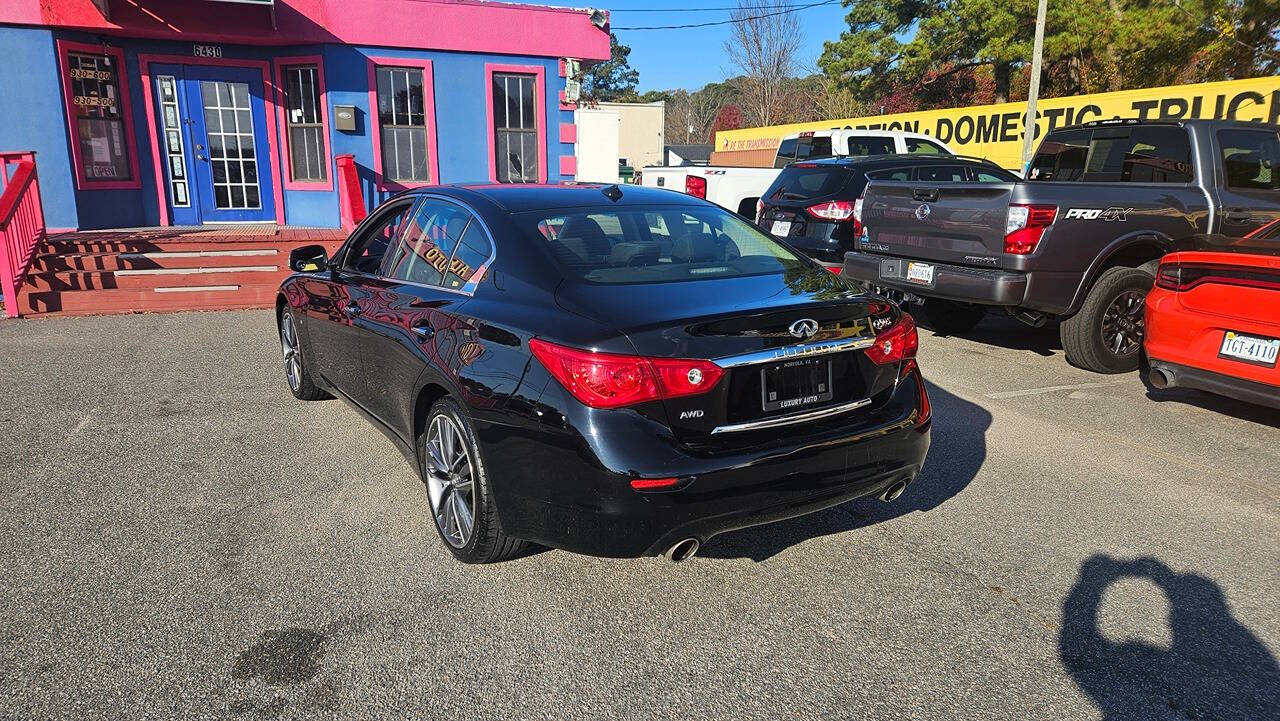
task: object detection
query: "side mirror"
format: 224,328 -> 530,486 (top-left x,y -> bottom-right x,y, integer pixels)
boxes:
289,244 -> 330,273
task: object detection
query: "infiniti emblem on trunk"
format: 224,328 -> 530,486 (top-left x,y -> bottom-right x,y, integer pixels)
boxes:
915,203 -> 931,221
789,318 -> 820,339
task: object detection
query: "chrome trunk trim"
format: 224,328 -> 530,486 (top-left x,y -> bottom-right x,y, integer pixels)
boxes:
710,397 -> 872,434
713,337 -> 875,368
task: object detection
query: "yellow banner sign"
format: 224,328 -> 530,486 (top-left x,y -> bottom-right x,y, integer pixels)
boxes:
715,76 -> 1280,169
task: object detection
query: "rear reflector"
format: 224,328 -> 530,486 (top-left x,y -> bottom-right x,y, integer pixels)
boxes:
529,338 -> 723,409
1005,204 -> 1057,255
630,477 -> 680,491
685,175 -> 707,199
865,313 -> 919,365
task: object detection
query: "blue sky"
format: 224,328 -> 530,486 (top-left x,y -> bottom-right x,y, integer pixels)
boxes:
538,1 -> 852,92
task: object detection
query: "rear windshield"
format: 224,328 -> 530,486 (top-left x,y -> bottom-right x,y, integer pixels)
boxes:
524,206 -> 806,284
763,165 -> 851,201
1028,125 -> 1194,183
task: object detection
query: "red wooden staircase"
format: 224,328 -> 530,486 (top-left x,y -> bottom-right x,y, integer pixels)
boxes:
11,226 -> 345,317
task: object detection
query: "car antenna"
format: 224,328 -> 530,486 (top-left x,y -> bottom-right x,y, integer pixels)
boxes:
601,184 -> 623,202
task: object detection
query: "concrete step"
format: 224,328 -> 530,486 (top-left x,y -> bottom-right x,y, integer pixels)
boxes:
17,283 -> 283,316
24,266 -> 291,292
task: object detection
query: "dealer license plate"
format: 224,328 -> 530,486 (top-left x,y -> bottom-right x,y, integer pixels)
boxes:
770,220 -> 792,237
762,357 -> 833,412
1218,331 -> 1280,368
906,261 -> 935,285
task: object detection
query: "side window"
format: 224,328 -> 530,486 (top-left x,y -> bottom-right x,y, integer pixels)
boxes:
846,137 -> 895,156
905,138 -> 947,155
774,138 -> 797,168
973,168 -> 1017,182
1084,126 -> 1194,183
917,165 -> 967,183
1219,129 -> 1280,191
385,198 -> 471,286
867,168 -> 912,182
444,220 -> 494,291
344,203 -> 412,274
795,136 -> 833,162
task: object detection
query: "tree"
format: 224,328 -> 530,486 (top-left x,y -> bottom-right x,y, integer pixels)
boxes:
724,1 -> 804,127
819,0 -> 1280,110
580,33 -> 640,102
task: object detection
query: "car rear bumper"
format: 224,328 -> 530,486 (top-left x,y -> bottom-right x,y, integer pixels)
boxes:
842,251 -> 1030,307
1145,286 -> 1279,408
1147,359 -> 1280,409
479,365 -> 931,557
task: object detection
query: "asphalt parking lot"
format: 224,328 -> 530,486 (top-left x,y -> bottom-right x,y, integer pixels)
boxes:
1,310 -> 1276,720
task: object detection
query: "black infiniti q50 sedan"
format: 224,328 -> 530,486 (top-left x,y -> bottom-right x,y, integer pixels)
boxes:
277,184 -> 931,563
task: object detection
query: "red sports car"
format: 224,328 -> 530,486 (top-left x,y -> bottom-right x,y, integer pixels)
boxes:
1145,223 -> 1280,409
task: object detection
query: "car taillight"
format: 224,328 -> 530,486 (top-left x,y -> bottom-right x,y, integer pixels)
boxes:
1005,203 -> 1057,255
806,200 -> 856,221
823,264 -> 843,274
529,338 -> 723,409
865,313 -> 919,365
685,175 -> 707,199
1155,262 -> 1182,291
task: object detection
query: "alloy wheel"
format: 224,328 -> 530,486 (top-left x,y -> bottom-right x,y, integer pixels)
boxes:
424,414 -> 475,548
281,313 -> 301,391
1100,289 -> 1145,357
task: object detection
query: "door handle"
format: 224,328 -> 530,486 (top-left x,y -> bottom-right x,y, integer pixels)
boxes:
343,302 -> 362,317
412,324 -> 435,339
912,188 -> 939,202
196,154 -> 209,162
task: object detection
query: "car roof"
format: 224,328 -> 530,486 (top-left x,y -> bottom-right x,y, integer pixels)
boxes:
782,129 -> 939,141
410,183 -> 706,213
797,153 -> 999,168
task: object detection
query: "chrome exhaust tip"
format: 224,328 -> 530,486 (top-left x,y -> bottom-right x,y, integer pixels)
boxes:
1149,366 -> 1173,390
663,538 -> 700,563
879,480 -> 909,503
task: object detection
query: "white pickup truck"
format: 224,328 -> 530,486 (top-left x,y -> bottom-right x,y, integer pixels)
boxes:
638,129 -> 955,216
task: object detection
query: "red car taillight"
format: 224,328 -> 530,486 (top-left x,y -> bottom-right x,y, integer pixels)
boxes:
529,338 -> 723,409
685,175 -> 707,199
807,199 -> 864,237
865,313 -> 919,365
1005,203 -> 1057,255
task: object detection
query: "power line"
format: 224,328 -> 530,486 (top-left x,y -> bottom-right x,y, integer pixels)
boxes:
611,0 -> 841,30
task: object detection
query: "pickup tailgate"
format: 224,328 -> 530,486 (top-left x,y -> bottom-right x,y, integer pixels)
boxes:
861,181 -> 1015,269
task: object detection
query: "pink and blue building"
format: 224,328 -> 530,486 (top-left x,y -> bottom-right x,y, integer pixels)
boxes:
0,0 -> 609,231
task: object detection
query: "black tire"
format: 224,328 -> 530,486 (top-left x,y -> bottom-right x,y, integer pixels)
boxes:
922,299 -> 986,335
1060,266 -> 1154,374
418,397 -> 527,564
279,308 -> 329,401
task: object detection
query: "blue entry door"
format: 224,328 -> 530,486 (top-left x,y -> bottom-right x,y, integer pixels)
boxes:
183,65 -> 276,223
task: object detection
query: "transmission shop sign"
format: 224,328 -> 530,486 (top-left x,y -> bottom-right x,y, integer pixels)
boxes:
715,76 -> 1280,169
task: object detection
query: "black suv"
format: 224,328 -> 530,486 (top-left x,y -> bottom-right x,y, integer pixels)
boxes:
757,155 -> 1019,271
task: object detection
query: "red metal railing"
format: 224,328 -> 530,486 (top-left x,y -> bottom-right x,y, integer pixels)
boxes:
335,154 -> 368,232
0,151 -> 46,319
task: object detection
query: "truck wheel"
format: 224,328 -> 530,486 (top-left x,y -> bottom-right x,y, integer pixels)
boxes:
922,300 -> 985,335
1060,266 -> 1154,374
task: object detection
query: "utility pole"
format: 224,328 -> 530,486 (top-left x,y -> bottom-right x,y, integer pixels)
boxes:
1021,0 -> 1049,169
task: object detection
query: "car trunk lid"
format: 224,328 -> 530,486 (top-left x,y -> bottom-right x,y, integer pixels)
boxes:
554,269 -> 904,445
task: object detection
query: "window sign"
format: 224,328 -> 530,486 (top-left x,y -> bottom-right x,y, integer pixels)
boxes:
156,75 -> 190,207
67,52 -> 132,182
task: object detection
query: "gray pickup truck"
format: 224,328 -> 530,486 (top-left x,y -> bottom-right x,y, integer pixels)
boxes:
843,119 -> 1280,373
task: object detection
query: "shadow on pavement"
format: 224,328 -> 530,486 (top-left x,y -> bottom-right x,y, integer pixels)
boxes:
1138,370 -> 1280,428
700,381 -> 990,562
1059,555 -> 1280,721
916,311 -> 1063,358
